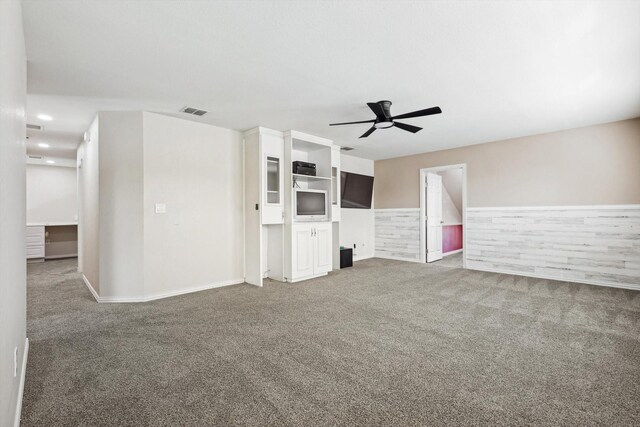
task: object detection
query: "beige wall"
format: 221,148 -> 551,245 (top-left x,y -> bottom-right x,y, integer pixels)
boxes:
375,118 -> 640,208
0,1 -> 27,425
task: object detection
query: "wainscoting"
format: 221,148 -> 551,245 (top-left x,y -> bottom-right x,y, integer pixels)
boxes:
375,208 -> 421,261
466,205 -> 640,290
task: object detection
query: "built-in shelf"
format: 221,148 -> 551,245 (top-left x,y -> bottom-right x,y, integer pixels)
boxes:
292,173 -> 331,181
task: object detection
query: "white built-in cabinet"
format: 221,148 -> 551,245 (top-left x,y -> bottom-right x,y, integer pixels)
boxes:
291,222 -> 332,281
26,226 -> 45,260
244,127 -> 340,286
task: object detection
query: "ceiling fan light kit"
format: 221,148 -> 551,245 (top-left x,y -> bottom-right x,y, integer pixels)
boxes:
330,100 -> 442,138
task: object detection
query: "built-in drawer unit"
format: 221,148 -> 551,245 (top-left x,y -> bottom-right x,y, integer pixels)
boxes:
26,225 -> 45,260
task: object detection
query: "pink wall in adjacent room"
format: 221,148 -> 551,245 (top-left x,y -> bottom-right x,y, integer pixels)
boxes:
443,225 -> 463,253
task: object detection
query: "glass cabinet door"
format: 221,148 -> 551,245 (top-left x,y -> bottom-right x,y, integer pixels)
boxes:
331,167 -> 338,205
266,156 -> 280,204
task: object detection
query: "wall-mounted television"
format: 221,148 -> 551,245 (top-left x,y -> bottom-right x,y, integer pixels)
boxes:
341,171 -> 374,209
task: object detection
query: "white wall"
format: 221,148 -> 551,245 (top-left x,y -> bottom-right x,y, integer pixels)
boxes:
440,184 -> 462,225
98,112 -> 144,298
26,164 -> 78,224
77,112 -> 244,301
0,1 -> 27,425
142,112 -> 244,297
77,116 -> 100,292
340,154 -> 375,261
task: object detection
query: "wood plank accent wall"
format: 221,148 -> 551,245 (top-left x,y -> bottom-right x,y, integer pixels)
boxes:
375,209 -> 421,261
466,205 -> 640,290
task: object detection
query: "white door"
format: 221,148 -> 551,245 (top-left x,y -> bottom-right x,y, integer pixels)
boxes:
292,223 -> 314,279
426,173 -> 443,262
313,222 -> 332,275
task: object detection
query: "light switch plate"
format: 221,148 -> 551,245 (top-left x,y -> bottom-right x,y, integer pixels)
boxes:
155,203 -> 167,214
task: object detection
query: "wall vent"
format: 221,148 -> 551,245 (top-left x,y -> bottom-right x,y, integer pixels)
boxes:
28,155 -> 43,159
27,123 -> 43,131
180,106 -> 207,116
340,146 -> 355,151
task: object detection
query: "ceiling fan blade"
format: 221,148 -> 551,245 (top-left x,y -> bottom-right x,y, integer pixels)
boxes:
359,126 -> 376,138
329,119 -> 376,126
393,121 -> 422,133
367,102 -> 387,119
391,106 -> 442,121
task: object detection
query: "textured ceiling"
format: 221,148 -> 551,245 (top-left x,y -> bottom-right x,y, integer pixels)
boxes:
22,0 -> 640,160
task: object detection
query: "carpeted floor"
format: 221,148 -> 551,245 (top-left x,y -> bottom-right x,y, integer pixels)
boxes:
22,257 -> 640,426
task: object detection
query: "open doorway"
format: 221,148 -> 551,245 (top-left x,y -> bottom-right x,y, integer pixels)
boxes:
419,164 -> 467,268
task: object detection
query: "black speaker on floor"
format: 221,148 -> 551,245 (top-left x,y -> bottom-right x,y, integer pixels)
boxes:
340,248 -> 353,269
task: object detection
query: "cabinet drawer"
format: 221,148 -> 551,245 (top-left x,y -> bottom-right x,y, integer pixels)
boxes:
26,226 -> 45,237
26,234 -> 45,247
26,245 -> 45,259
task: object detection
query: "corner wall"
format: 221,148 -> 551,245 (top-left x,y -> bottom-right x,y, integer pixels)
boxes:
0,1 -> 27,425
77,112 -> 245,301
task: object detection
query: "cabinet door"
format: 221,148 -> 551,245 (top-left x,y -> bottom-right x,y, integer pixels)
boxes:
313,223 -> 333,275
261,133 -> 284,225
292,224 -> 314,279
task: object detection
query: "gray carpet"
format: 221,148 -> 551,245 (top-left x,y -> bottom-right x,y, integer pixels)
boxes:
22,257 -> 640,426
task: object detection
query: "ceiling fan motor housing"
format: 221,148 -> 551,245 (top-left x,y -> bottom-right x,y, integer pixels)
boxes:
374,100 -> 394,128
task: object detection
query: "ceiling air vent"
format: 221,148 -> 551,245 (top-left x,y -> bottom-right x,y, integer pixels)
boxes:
28,155 -> 43,160
27,123 -> 43,131
180,106 -> 207,116
340,146 -> 355,151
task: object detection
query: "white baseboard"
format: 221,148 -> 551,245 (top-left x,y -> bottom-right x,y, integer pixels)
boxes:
467,264 -> 640,291
14,337 -> 29,427
83,275 -> 244,303
374,254 -> 422,263
353,254 -> 374,262
82,274 -> 100,302
443,249 -> 463,257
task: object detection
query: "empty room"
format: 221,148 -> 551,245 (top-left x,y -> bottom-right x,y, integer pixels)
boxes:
1,0 -> 639,426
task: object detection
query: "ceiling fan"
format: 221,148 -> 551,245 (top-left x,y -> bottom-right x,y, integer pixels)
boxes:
329,100 -> 442,138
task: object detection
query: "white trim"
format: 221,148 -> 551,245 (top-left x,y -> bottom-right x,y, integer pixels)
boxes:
243,126 -> 283,137
374,254 -> 422,263
353,255 -> 375,262
467,265 -> 640,291
443,249 -> 463,257
467,204 -> 640,211
82,274 -> 100,302
14,338 -> 29,427
374,208 -> 420,212
285,130 -> 333,146
419,164 -> 468,269
84,277 -> 245,303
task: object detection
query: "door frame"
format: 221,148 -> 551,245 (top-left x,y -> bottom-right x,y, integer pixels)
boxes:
419,164 -> 467,268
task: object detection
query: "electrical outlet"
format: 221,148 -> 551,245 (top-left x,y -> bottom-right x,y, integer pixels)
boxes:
14,346 -> 18,377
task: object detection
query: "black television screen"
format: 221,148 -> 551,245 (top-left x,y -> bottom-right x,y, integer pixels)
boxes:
341,171 -> 374,209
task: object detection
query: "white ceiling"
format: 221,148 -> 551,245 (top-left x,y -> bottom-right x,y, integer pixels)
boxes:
22,0 -> 640,160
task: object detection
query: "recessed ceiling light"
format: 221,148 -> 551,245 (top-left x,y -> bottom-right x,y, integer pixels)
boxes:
45,160 -> 55,164
38,143 -> 50,148
37,114 -> 53,121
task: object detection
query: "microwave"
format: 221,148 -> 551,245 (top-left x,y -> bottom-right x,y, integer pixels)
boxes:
294,189 -> 328,221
